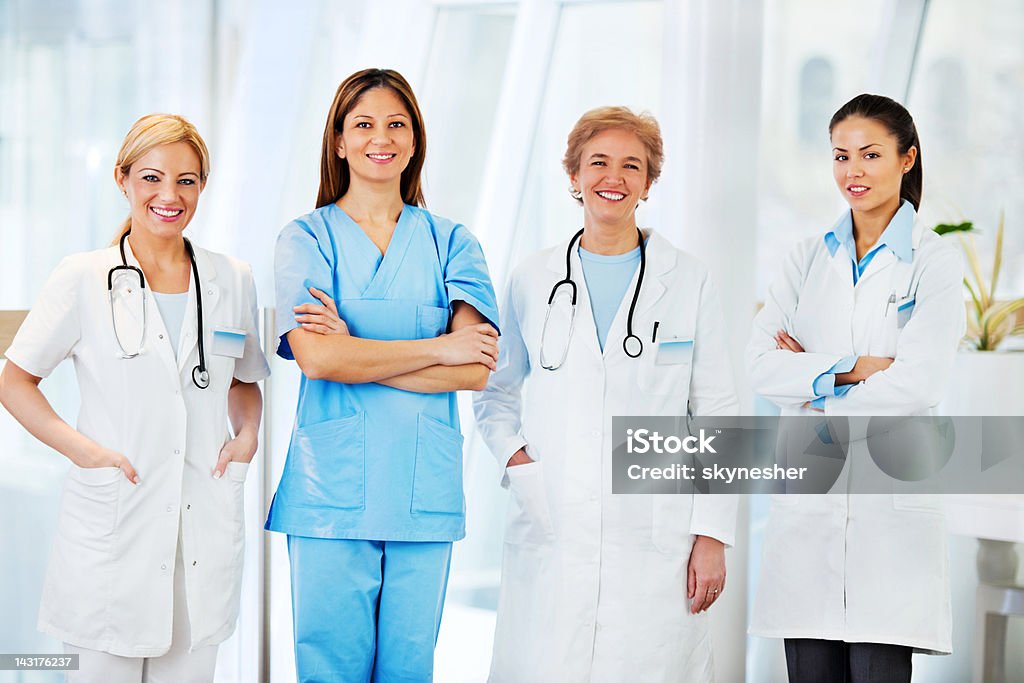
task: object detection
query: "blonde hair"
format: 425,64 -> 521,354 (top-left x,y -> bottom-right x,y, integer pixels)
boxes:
562,106 -> 664,204
112,113 -> 211,243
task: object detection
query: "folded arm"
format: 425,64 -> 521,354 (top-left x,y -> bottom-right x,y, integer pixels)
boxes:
291,288 -> 497,390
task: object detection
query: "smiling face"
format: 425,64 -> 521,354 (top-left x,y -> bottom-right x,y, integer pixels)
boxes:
335,87 -> 415,191
831,115 -> 916,216
570,128 -> 652,231
115,141 -> 204,240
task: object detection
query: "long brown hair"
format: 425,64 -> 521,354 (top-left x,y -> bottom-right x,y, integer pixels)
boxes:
316,68 -> 427,209
112,114 -> 211,243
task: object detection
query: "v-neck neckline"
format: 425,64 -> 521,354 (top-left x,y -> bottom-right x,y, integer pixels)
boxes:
333,202 -> 408,258
330,202 -> 417,298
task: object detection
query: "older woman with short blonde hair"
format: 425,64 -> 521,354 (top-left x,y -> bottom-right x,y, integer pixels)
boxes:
474,106 -> 739,682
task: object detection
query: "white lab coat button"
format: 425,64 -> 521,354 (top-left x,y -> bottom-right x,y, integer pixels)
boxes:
591,430 -> 600,438
160,563 -> 167,570
174,449 -> 181,455
158,334 -> 164,340
166,505 -> 173,513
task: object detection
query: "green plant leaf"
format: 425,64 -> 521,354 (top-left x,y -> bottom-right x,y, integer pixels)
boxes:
933,221 -> 974,235
981,298 -> 1024,345
990,210 -> 1005,300
963,277 -> 985,323
960,233 -> 990,310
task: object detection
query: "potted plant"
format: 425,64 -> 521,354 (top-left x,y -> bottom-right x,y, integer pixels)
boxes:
934,212 -> 1024,415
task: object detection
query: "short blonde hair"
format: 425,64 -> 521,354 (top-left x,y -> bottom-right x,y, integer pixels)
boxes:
112,113 -> 211,242
562,106 -> 664,203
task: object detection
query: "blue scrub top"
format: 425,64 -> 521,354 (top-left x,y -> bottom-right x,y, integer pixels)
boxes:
267,203 -> 499,542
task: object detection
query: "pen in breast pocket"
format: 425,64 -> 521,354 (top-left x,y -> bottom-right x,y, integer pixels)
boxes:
884,291 -> 897,316
652,321 -> 660,343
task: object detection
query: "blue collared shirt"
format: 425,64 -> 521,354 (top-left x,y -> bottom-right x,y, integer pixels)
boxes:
811,200 -> 915,409
823,199 -> 915,284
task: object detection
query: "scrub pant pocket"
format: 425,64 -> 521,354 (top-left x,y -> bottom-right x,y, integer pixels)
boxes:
288,536 -> 452,683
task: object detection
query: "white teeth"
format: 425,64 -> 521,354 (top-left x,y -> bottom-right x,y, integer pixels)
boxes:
368,153 -> 394,160
597,191 -> 625,201
849,186 -> 868,192
151,207 -> 182,217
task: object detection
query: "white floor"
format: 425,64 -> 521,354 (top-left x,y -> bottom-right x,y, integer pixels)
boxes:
434,603 -> 497,683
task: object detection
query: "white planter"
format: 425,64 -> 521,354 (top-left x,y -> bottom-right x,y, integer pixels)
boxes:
939,351 -> 1024,416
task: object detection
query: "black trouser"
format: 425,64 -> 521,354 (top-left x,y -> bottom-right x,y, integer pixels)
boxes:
784,638 -> 912,683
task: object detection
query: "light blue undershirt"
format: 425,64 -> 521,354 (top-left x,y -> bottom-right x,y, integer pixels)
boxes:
811,200 -> 915,409
152,291 -> 188,359
579,245 -> 641,352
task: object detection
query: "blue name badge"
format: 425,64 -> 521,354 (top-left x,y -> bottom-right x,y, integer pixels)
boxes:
654,338 -> 694,366
897,297 -> 916,328
212,326 -> 247,359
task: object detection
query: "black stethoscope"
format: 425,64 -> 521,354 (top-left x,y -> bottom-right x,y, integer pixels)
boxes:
107,230 -> 210,389
539,227 -> 647,370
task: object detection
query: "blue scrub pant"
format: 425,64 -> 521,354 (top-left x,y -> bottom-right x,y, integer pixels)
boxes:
287,536 -> 453,683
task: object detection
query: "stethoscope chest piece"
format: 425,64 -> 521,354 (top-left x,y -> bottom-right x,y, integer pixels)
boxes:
192,366 -> 210,389
623,334 -> 643,358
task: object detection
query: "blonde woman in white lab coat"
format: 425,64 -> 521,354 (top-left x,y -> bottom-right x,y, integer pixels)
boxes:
474,107 -> 739,682
0,114 -> 269,682
747,94 -> 965,682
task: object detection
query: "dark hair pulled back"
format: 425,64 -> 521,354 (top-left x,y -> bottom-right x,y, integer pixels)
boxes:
829,93 -> 922,211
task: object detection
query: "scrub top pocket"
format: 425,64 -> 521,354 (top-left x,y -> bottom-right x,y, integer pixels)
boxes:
411,413 -> 465,515
417,304 -> 450,339
291,412 -> 366,510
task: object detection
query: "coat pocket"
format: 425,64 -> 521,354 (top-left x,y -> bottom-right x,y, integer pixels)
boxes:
892,493 -> 945,515
411,413 -> 465,514
60,467 -> 122,548
504,461 -> 556,545
639,338 -> 695,396
651,496 -> 692,555
292,412 -> 365,510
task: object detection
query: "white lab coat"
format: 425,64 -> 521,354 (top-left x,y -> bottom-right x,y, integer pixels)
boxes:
474,230 -> 739,682
5,241 -> 270,657
746,215 -> 964,654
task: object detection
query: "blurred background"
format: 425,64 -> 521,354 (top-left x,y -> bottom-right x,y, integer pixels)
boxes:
1,0 -> 1022,681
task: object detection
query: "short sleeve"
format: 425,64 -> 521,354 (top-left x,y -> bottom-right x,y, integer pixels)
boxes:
444,224 -> 500,333
4,256 -> 82,379
233,265 -> 271,382
274,221 -> 335,360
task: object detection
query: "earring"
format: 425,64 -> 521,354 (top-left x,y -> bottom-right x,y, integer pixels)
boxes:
569,185 -> 582,200
903,167 -> 910,173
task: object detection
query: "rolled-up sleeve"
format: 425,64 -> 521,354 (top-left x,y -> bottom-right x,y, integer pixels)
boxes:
444,224 -> 500,333
273,221 -> 334,360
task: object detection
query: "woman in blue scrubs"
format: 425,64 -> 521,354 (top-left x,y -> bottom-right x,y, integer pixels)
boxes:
268,68 -> 500,682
